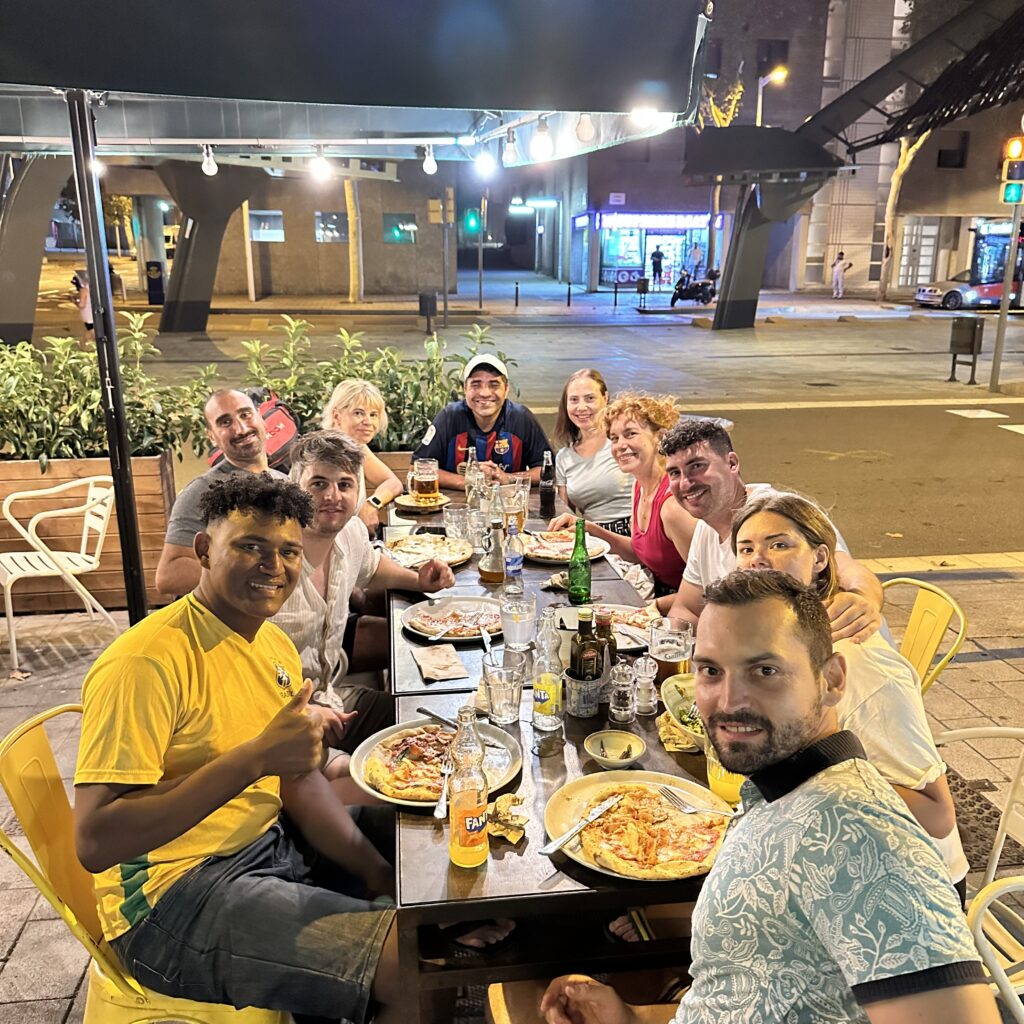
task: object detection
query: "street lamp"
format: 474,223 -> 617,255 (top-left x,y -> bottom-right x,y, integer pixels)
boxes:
755,65 -> 788,127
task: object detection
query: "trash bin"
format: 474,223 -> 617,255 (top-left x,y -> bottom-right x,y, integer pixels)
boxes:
145,261 -> 165,305
636,278 -> 650,295
418,292 -> 438,318
949,316 -> 984,355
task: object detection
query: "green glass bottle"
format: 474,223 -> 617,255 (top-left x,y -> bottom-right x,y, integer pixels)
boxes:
567,517 -> 591,606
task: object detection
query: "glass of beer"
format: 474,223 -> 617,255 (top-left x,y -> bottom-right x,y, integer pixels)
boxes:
407,458 -> 440,504
649,617 -> 694,684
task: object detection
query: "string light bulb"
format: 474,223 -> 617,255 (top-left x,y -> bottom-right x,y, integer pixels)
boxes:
474,148 -> 497,179
309,149 -> 333,182
530,117 -> 554,162
200,144 -> 218,176
501,129 -> 518,167
422,144 -> 438,175
575,113 -> 596,144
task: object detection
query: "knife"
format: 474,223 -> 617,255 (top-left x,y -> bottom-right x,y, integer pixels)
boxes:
539,794 -> 624,857
415,707 -> 504,749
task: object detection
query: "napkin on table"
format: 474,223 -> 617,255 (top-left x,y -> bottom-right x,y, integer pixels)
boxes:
411,644 -> 470,681
488,793 -> 528,844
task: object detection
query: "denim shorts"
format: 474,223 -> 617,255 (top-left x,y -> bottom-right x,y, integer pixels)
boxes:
110,813 -> 395,1022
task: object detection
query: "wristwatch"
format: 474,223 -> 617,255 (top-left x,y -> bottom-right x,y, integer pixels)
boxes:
366,494 -> 386,510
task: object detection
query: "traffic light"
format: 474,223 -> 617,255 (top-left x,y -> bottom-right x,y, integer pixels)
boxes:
1001,137 -> 1024,205
444,186 -> 455,225
427,198 -> 443,225
464,207 -> 481,233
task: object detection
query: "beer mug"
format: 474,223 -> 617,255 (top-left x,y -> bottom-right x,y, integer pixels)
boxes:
406,458 -> 440,504
499,482 -> 527,534
649,617 -> 694,684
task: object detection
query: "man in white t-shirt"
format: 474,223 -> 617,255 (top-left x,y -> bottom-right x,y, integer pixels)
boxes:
273,431 -> 455,751
662,418 -> 884,643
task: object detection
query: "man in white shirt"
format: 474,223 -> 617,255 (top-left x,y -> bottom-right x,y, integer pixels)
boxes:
273,431 -> 455,751
662,418 -> 884,643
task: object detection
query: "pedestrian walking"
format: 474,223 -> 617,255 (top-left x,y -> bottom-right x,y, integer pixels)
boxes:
72,270 -> 94,341
831,251 -> 853,298
689,241 -> 703,277
650,246 -> 664,289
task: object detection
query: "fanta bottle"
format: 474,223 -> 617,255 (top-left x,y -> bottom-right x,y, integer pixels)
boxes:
448,706 -> 489,868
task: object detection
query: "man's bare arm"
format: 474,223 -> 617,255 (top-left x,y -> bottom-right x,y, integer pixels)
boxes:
74,684 -> 322,873
667,579 -> 703,625
154,542 -> 201,596
830,552 -> 884,643
865,983 -> 999,1023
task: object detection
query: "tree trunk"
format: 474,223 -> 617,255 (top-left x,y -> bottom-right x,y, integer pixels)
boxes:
114,220 -> 123,257
706,180 -> 722,271
123,213 -> 136,257
344,177 -> 364,303
878,132 -> 930,301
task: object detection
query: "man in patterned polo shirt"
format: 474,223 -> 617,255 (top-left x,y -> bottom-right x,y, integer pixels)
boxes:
413,354 -> 550,490
535,571 -> 998,1024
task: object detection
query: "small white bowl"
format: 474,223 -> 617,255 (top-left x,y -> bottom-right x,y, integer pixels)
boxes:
584,730 -> 647,769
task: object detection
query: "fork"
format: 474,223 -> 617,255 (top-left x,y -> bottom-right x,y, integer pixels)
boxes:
433,753 -> 455,820
658,785 -> 737,818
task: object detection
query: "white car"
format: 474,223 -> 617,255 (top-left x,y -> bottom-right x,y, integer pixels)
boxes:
915,271 -> 1005,310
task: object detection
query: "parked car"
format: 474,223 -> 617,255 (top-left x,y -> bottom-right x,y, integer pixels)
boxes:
914,270 -> 1008,310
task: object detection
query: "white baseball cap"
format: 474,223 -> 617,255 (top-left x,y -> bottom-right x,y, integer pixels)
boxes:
463,354 -> 508,382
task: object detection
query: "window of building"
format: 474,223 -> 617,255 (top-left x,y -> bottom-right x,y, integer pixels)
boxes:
704,38 -> 723,78
383,213 -> 417,244
756,39 -> 790,78
249,210 -> 285,242
315,211 -> 349,243
936,131 -> 969,169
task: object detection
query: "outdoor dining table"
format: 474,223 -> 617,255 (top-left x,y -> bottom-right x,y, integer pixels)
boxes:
392,691 -> 713,1024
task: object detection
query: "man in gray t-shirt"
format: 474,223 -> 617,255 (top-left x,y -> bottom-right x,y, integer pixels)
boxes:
156,390 -> 284,596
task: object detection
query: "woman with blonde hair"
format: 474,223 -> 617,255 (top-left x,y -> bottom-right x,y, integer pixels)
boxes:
322,380 -> 403,534
551,391 -> 696,605
552,369 -> 633,535
732,489 -> 968,897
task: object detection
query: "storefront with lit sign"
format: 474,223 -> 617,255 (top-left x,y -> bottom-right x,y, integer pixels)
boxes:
595,211 -> 725,285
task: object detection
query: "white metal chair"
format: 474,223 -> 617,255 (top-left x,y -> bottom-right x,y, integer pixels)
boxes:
935,726 -> 1024,1020
0,475 -> 118,670
881,577 -> 967,693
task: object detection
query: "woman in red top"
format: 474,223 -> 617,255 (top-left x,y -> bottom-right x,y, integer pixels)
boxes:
551,392 -> 696,607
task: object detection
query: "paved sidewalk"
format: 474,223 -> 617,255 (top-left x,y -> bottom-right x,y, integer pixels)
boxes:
2,566 -> 1023,1022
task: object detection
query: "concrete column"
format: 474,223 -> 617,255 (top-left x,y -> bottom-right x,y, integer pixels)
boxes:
0,155 -> 72,344
155,160 -> 264,334
133,196 -> 168,294
586,218 -> 601,292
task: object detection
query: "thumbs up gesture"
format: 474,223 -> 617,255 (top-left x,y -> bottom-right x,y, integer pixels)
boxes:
255,681 -> 324,777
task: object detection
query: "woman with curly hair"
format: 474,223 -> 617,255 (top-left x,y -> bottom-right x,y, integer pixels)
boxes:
322,379 -> 403,535
552,391 -> 696,603
552,369 -> 633,535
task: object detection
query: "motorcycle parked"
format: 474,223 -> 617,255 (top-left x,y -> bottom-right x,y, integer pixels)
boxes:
670,268 -> 719,306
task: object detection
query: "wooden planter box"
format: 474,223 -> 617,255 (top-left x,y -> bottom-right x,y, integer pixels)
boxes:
378,451 -> 412,476
0,451 -> 175,614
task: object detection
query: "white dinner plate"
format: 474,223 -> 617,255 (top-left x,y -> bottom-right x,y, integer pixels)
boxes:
543,769 -> 730,881
400,595 -> 503,641
551,604 -> 650,653
521,534 -> 611,565
394,493 -> 450,514
349,718 -> 522,808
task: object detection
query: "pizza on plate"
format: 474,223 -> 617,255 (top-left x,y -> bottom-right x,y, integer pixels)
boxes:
523,530 -> 607,561
578,783 -> 727,879
386,534 -> 473,568
407,605 -> 502,637
364,724 -> 452,801
608,604 -> 662,631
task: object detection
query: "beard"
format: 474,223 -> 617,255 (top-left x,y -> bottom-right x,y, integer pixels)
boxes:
705,698 -> 825,776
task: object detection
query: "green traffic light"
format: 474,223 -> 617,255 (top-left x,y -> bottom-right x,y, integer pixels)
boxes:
1002,182 -> 1024,205
464,208 -> 481,232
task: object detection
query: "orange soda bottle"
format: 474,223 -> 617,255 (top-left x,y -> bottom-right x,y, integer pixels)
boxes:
448,706 -> 489,868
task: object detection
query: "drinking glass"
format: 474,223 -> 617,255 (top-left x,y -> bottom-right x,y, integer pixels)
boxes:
442,504 -> 469,540
500,592 -> 537,652
649,617 -> 694,684
705,742 -> 746,807
407,458 -> 440,504
499,482 -> 527,533
482,649 -> 528,725
467,510 -> 488,553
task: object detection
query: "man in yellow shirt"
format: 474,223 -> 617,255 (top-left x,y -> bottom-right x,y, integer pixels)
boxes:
74,473 -> 403,1023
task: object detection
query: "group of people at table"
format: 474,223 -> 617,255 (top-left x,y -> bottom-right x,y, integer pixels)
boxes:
68,353 -> 1001,1023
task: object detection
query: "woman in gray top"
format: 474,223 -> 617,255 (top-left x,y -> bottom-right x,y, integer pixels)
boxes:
553,369 -> 633,534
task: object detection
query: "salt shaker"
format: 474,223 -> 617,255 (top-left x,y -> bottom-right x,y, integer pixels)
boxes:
608,662 -> 637,724
633,653 -> 659,716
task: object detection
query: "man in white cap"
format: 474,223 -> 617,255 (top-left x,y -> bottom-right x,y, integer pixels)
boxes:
413,354 -> 551,488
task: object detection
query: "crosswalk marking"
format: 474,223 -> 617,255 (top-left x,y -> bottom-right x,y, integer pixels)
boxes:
946,409 -> 1010,419
998,424 -> 1024,435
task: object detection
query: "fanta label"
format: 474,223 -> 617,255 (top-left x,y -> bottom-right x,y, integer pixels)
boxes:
453,805 -> 488,847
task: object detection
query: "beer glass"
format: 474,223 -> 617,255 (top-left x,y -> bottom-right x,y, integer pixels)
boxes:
407,458 -> 440,504
649,617 -> 694,684
499,482 -> 527,533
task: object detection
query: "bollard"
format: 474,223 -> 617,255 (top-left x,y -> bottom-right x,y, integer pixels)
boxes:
614,282 -> 618,307
567,284 -> 572,308
515,281 -> 519,307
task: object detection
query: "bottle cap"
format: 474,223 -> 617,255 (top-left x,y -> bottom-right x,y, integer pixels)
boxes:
594,607 -> 612,626
577,607 -> 593,622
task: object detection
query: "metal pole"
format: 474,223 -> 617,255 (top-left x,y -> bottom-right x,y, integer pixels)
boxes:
66,89 -> 148,624
755,82 -> 764,127
567,283 -> 572,307
477,195 -> 484,310
990,201 -> 1022,392
441,221 -> 449,327
515,281 -> 519,307
614,282 -> 619,307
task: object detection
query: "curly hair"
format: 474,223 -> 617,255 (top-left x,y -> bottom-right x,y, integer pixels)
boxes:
659,416 -> 734,459
703,569 -> 833,674
602,391 -> 680,437
730,491 -> 839,601
199,472 -> 314,528
553,369 -> 610,447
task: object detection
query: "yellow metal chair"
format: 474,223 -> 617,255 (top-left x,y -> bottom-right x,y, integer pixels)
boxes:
935,726 -> 1024,1021
880,577 -> 967,693
0,705 -> 286,1024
